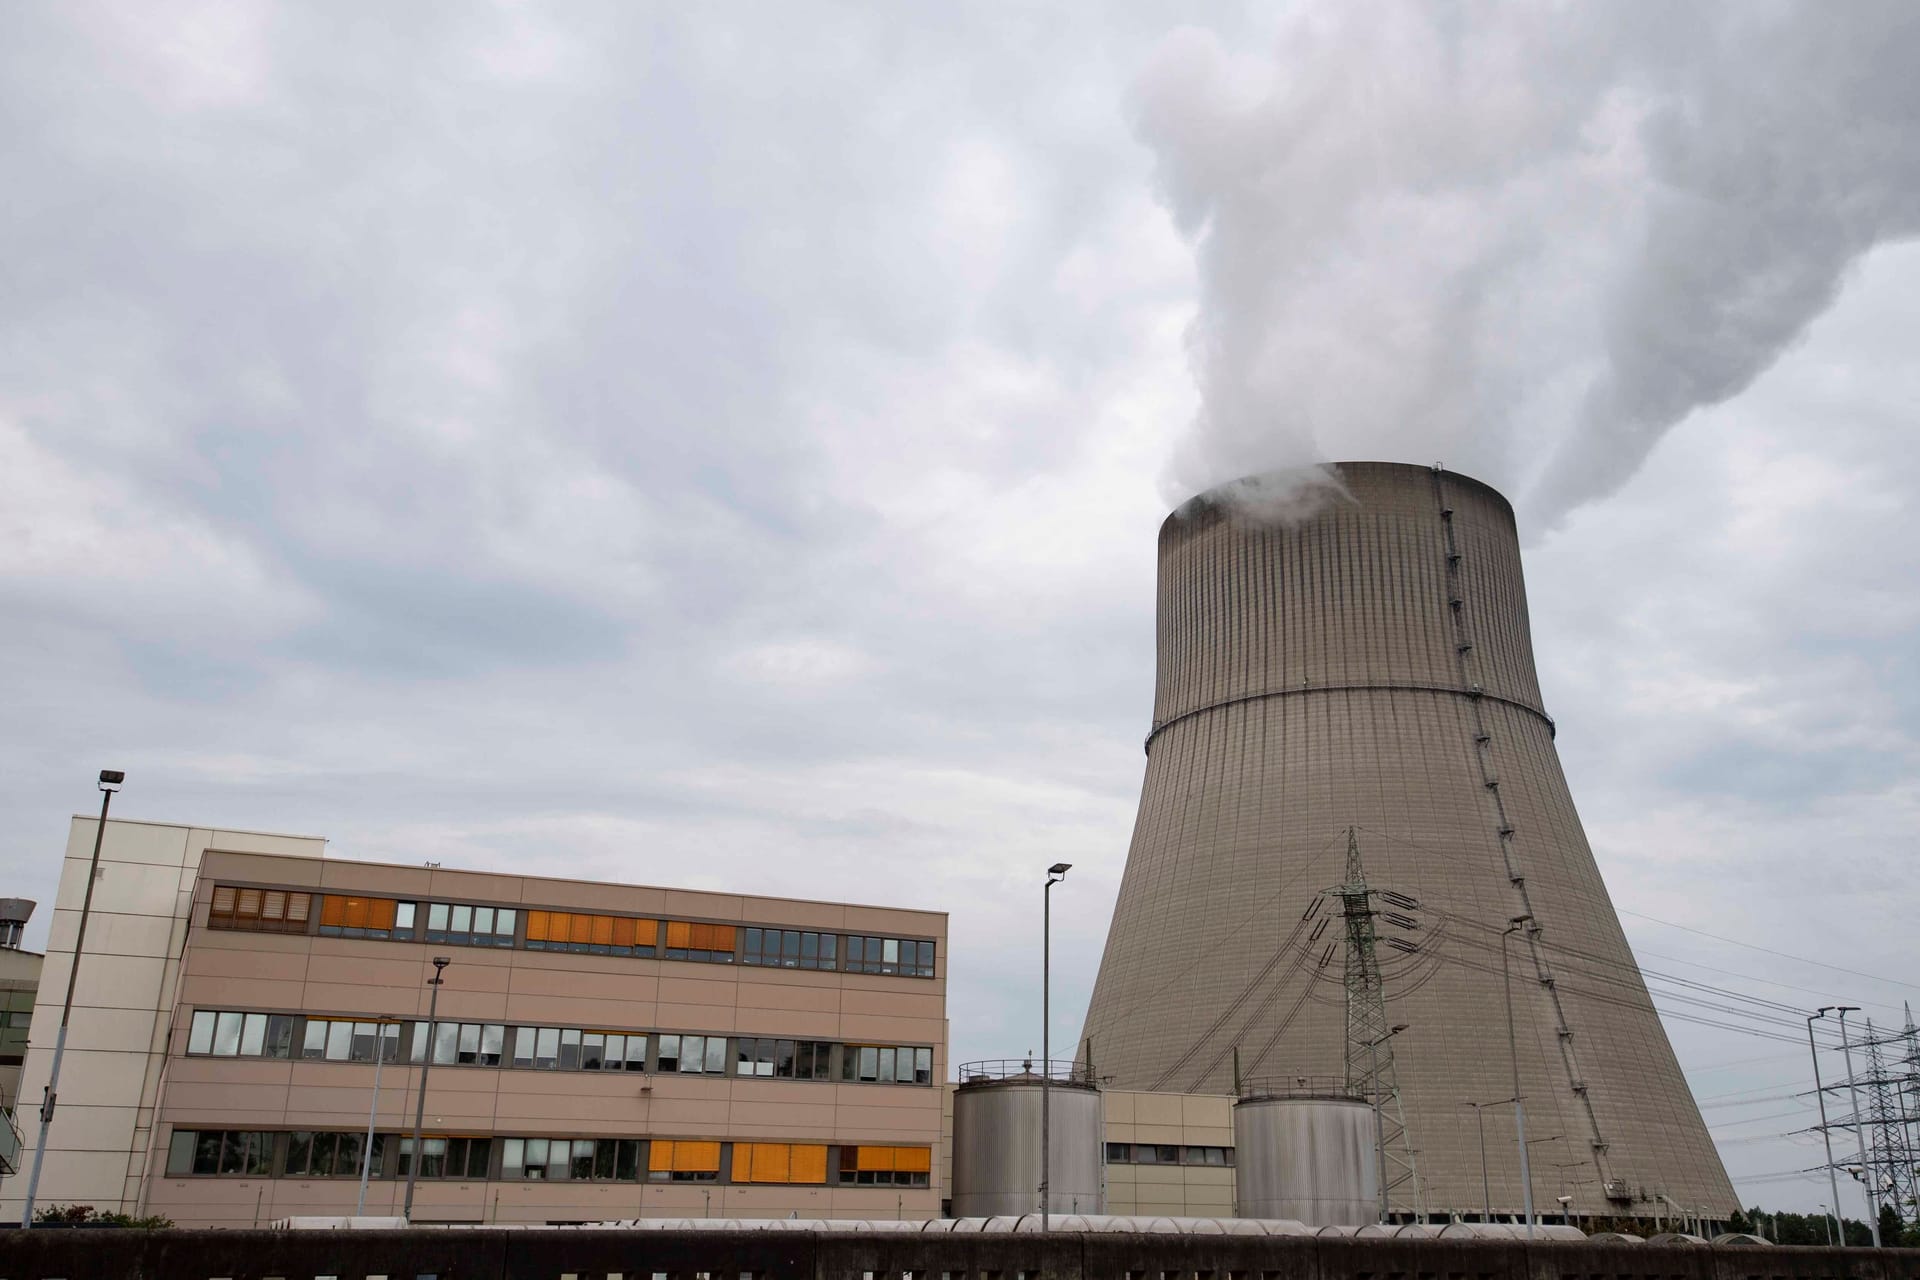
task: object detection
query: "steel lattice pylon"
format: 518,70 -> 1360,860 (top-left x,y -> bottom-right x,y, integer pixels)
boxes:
1860,1018 -> 1919,1227
1331,828 -> 1422,1218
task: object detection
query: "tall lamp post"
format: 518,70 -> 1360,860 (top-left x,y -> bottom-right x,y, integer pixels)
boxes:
1366,1024 -> 1407,1221
20,769 -> 124,1227
402,956 -> 451,1222
1500,915 -> 1536,1239
355,1019 -> 398,1216
1835,1007 -> 1881,1247
1041,861 -> 1070,1232
1807,1008 -> 1847,1247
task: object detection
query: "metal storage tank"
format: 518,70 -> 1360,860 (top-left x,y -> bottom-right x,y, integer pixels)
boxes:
1234,1077 -> 1377,1226
952,1059 -> 1105,1218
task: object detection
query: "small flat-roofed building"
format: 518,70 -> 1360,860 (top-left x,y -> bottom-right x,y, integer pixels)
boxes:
3,817 -> 946,1227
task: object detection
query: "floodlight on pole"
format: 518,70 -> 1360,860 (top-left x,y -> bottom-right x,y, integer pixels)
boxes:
1041,862 -> 1070,1232
402,956 -> 451,1221
1808,1008 -> 1848,1247
20,770 -> 124,1227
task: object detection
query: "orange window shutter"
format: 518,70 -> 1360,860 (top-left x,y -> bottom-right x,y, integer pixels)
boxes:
211,886 -> 237,916
679,1140 -> 721,1172
320,895 -> 348,927
548,912 -> 572,941
261,890 -> 287,921
711,925 -> 736,952
688,923 -> 713,950
526,910 -> 550,941
611,917 -> 636,948
666,921 -> 691,948
856,1146 -> 896,1172
636,919 -> 659,947
896,1146 -> 931,1173
648,1140 -> 675,1172
743,1143 -> 784,1183
370,898 -> 397,931
237,888 -> 263,918
790,1144 -> 828,1184
346,897 -> 372,929
570,914 -> 594,945
286,892 -> 311,923
592,915 -> 614,947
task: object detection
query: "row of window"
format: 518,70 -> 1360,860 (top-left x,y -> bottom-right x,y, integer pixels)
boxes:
208,884 -> 937,978
184,1009 -> 935,1085
164,1130 -> 931,1187
1104,1143 -> 1236,1166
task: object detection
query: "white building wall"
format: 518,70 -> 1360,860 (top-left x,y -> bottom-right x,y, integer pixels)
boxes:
0,818 -> 325,1222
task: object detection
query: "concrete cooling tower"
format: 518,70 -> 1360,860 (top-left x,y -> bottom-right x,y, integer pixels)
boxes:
1079,461 -> 1735,1222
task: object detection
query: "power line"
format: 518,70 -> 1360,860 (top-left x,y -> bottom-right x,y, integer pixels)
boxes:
1619,909 -> 1920,996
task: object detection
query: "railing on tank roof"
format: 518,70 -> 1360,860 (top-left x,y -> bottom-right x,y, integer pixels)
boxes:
1237,1074 -> 1366,1102
957,1058 -> 1097,1087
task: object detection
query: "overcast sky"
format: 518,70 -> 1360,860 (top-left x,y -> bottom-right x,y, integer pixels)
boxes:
2,1 -> 1915,1219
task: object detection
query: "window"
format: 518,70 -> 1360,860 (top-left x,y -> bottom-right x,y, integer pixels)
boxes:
422,901 -> 517,948
1133,1144 -> 1180,1165
1106,1143 -> 1132,1164
837,1145 -> 931,1187
594,1032 -> 648,1071
839,1044 -> 933,1085
208,885 -> 312,934
286,1131 -> 388,1179
1184,1146 -> 1231,1166
591,1137 -> 644,1181
841,935 -> 935,977
399,1135 -> 491,1180
305,1019 -> 399,1063
165,1129 -> 274,1177
648,1139 -> 720,1181
525,910 -> 651,956
317,894 -> 400,939
657,1034 -> 727,1074
736,1142 -> 828,1185
662,920 -> 736,964
776,1039 -> 834,1080
502,1136 -> 555,1180
741,929 -> 837,970
735,1037 -> 776,1077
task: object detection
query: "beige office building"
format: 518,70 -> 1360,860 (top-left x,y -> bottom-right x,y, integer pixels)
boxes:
3,817 -> 946,1227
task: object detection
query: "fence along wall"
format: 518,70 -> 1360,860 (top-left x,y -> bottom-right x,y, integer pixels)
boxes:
2,1230 -> 1917,1280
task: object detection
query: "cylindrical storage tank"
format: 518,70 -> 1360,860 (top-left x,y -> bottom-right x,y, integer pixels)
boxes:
952,1059 -> 1105,1218
1234,1082 -> 1378,1226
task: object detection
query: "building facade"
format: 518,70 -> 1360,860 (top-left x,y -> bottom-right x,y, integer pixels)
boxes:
4,818 -> 946,1227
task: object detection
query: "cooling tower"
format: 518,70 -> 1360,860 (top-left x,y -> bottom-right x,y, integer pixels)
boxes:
1079,462 -> 1735,1222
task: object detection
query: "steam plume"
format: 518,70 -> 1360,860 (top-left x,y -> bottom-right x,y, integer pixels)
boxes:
1135,3 -> 1920,529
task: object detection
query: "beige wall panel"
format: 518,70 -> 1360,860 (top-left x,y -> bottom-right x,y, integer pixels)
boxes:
203,849 -> 327,887
423,869 -> 524,904
207,831 -> 327,859
51,861 -> 189,919
838,907 -> 944,937
657,890 -> 745,922
64,819 -> 190,868
182,939 -> 311,979
837,988 -> 943,1019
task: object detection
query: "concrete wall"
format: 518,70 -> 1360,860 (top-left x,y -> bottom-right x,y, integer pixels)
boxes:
1104,1090 -> 1236,1217
4,1229 -> 1916,1280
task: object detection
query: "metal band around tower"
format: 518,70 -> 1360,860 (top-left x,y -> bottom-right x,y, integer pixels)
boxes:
1144,681 -> 1556,753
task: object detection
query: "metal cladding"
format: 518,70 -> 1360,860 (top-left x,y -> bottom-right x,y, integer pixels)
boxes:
952,1064 -> 1105,1218
1079,461 -> 1736,1219
1234,1093 -> 1378,1225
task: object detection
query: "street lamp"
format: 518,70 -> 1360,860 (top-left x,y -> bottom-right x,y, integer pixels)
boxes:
1807,1008 -> 1847,1247
1835,1007 -> 1881,1247
1500,915 -> 1536,1239
1366,1024 -> 1408,1221
1462,1098 -> 1513,1222
355,1019 -> 399,1215
402,956 -> 451,1221
20,769 -> 124,1227
1041,862 -> 1070,1233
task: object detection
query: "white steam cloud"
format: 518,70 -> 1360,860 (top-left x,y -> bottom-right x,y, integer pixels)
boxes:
1136,3 -> 1920,530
